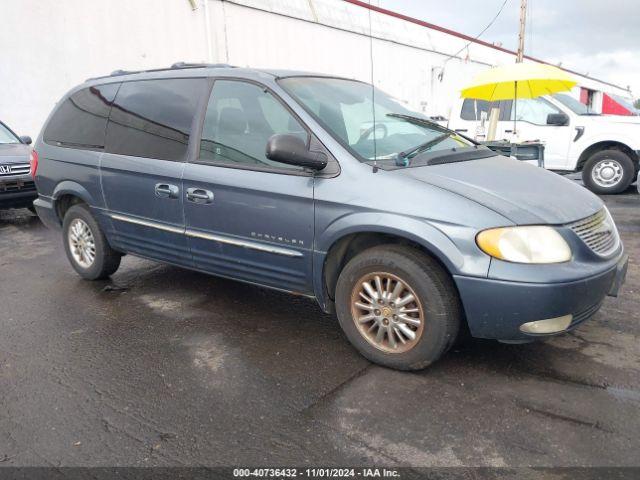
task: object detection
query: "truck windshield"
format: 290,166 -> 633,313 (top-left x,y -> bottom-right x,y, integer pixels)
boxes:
279,77 -> 473,165
553,93 -> 593,115
0,123 -> 20,144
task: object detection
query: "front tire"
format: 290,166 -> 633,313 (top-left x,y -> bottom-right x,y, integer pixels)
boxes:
582,149 -> 635,194
62,204 -> 121,280
335,245 -> 461,371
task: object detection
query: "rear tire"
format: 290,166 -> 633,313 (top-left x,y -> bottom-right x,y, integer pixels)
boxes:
335,245 -> 461,371
62,204 -> 121,280
582,149 -> 635,194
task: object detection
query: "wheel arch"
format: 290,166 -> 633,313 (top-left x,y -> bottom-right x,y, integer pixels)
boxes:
322,231 -> 456,302
51,181 -> 94,223
577,141 -> 639,172
315,215 -> 466,313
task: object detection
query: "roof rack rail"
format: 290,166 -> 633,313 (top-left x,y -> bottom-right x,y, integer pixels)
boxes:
87,62 -> 236,81
110,69 -> 140,76
170,61 -> 235,69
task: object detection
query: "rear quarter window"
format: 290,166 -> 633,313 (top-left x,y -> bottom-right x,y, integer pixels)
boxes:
43,84 -> 119,148
105,78 -> 208,161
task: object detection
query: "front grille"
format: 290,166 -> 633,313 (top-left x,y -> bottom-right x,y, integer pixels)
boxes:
0,163 -> 30,177
568,208 -> 620,257
0,180 -> 36,193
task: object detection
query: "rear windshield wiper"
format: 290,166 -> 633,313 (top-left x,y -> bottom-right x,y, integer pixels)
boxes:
395,133 -> 450,166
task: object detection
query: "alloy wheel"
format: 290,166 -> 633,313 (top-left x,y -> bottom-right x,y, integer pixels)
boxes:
350,272 -> 424,353
68,218 -> 96,268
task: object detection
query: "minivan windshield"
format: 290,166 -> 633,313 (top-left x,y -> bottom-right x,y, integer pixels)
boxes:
0,123 -> 20,144
552,93 -> 593,115
279,77 -> 474,166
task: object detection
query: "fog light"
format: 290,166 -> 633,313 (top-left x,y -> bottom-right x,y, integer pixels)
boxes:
519,315 -> 573,334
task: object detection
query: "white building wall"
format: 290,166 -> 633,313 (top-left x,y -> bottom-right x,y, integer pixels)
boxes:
207,0 -> 509,115
0,0 -> 631,138
0,0 -> 209,138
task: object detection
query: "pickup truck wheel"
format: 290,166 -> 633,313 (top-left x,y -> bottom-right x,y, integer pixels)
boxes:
335,245 -> 461,370
582,150 -> 635,194
62,204 -> 121,280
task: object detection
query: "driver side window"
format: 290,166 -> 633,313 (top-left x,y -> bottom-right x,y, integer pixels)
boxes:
508,98 -> 561,125
199,80 -> 308,171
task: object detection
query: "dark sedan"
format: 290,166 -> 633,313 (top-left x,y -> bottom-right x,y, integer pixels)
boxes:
0,120 -> 37,210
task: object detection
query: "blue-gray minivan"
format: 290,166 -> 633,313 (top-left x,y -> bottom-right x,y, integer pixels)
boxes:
33,64 -> 628,370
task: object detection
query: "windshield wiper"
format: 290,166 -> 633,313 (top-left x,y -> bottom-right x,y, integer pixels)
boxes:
394,133 -> 451,166
386,113 -> 452,134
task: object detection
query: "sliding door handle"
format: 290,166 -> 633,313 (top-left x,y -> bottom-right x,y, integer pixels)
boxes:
186,187 -> 214,204
155,183 -> 179,199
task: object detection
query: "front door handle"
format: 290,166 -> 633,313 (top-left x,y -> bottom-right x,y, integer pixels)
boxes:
186,187 -> 214,204
155,183 -> 179,199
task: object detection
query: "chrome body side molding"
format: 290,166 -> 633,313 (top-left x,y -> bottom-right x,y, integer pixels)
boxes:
109,213 -> 302,258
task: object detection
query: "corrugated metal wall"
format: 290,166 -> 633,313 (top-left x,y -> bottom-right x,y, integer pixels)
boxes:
0,0 -> 631,137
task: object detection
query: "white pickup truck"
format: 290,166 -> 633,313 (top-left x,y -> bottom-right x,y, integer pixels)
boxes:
447,94 -> 640,194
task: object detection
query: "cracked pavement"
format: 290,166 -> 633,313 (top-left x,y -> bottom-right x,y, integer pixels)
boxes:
0,185 -> 639,469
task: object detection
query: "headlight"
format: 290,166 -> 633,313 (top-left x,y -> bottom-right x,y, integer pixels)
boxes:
476,226 -> 571,264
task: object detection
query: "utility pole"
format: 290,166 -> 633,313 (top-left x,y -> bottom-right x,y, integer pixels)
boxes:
516,0 -> 527,62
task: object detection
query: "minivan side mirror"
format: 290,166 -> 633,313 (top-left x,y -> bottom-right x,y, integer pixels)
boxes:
546,113 -> 569,126
266,134 -> 327,170
20,135 -> 32,145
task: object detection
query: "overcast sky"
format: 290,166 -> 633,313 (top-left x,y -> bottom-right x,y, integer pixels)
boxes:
378,0 -> 640,98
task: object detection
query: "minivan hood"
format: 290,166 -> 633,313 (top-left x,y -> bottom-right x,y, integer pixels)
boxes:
0,143 -> 30,164
393,155 -> 602,225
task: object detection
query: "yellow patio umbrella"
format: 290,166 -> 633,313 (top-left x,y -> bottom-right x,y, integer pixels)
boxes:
461,62 -> 577,136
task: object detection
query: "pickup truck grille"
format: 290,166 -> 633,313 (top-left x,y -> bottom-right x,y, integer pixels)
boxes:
568,208 -> 620,257
0,163 -> 30,177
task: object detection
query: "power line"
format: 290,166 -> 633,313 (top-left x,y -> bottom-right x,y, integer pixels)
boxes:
442,0 -> 511,65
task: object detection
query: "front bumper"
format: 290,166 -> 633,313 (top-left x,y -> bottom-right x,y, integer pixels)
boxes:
454,253 -> 628,341
0,178 -> 37,209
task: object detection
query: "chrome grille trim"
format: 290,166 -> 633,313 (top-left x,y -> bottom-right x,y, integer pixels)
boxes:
0,163 -> 30,177
568,208 -> 620,257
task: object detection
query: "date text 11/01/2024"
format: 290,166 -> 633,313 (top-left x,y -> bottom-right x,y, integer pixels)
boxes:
232,468 -> 400,477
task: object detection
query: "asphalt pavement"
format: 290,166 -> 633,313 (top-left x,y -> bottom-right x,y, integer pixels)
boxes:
0,184 -> 639,471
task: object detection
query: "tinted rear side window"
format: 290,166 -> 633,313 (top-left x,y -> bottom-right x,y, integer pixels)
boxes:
43,84 -> 119,148
105,78 -> 207,161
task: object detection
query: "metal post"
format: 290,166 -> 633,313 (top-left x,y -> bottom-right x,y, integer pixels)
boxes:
514,0 -> 527,145
516,0 -> 527,63
513,81 -> 518,146
203,0 -> 213,62
514,81 -> 518,136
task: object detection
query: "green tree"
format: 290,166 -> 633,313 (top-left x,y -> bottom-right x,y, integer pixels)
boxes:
634,98 -> 640,110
